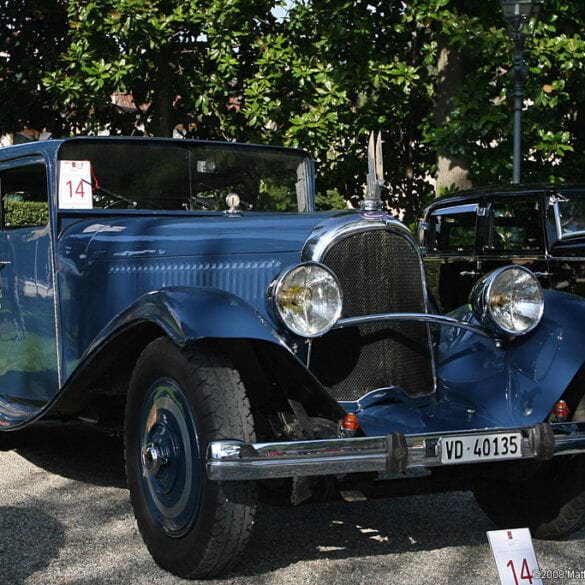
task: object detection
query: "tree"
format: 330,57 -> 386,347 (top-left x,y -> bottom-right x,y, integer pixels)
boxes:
0,0 -> 68,136
43,0 -> 282,138
236,0 -> 438,219
4,0 -> 585,222
525,2 -> 585,183
419,0 -> 585,189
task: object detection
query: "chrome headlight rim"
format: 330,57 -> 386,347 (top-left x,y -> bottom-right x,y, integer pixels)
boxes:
470,265 -> 544,337
269,262 -> 343,338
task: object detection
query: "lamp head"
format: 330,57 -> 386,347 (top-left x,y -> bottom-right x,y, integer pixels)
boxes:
500,0 -> 543,36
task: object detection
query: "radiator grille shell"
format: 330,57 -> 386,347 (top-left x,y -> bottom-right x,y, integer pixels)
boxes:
309,227 -> 435,402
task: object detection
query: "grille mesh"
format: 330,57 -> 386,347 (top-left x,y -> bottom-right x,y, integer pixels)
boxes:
310,229 -> 434,401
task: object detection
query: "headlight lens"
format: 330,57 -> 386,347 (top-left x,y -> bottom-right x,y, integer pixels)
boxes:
470,266 -> 544,336
271,263 -> 342,338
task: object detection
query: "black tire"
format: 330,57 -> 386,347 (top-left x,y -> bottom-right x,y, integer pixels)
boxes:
473,393 -> 585,539
474,456 -> 585,538
125,338 -> 257,579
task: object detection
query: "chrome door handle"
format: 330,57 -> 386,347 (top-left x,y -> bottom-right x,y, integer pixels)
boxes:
459,270 -> 480,277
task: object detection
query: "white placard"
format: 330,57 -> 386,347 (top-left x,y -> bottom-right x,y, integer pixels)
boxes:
59,160 -> 93,209
487,528 -> 543,585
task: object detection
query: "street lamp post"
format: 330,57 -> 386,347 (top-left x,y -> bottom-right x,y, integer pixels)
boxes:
500,0 -> 543,184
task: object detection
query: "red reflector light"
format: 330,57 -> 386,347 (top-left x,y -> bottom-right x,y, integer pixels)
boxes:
342,413 -> 359,431
553,400 -> 570,418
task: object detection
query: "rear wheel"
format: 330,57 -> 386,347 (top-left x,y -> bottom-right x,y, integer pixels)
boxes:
125,338 -> 257,578
473,393 -> 585,539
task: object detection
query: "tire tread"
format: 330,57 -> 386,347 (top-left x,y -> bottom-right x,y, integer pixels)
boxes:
125,338 -> 257,579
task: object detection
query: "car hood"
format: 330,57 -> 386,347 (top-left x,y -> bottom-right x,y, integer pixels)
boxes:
58,211 -> 342,263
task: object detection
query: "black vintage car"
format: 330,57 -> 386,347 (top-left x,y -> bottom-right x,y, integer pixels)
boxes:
418,185 -> 585,312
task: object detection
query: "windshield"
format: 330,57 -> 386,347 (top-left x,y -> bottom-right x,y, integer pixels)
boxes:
57,139 -> 314,213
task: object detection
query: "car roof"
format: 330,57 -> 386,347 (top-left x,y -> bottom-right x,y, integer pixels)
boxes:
0,136 -> 310,163
0,138 -> 63,162
421,183 -> 585,216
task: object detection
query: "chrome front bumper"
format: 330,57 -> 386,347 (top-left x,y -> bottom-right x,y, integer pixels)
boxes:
206,422 -> 585,481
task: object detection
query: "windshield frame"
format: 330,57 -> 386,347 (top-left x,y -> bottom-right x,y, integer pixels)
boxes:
56,137 -> 316,214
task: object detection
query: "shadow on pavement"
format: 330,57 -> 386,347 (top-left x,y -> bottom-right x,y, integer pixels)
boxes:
3,421 -> 584,580
235,494 -> 585,577
233,492 -> 491,576
2,421 -> 126,489
0,506 -> 64,584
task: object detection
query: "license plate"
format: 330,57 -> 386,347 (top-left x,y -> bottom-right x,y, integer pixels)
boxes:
440,433 -> 522,463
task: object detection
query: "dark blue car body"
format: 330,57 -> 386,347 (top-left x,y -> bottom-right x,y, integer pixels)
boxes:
1,136 -> 584,579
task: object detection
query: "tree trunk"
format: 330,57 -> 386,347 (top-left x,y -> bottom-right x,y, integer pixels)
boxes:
434,37 -> 472,195
151,52 -> 174,137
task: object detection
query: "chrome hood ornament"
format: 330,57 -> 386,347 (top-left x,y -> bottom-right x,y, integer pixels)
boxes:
362,131 -> 384,211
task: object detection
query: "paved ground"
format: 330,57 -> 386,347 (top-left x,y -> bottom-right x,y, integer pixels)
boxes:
0,422 -> 583,585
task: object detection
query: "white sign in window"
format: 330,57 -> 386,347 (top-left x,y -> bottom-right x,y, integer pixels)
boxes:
58,161 -> 93,209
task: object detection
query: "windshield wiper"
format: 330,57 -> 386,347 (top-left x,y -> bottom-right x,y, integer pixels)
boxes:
82,179 -> 138,209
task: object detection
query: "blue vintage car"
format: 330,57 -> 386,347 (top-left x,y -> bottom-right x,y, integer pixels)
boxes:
0,136 -> 584,579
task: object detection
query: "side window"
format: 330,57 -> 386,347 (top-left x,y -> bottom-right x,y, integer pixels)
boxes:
0,163 -> 49,229
429,204 -> 478,253
555,194 -> 585,237
486,198 -> 542,253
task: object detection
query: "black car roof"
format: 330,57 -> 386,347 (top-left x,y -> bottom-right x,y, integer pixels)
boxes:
421,184 -> 585,216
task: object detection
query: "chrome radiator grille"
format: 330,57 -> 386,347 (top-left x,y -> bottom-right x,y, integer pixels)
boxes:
310,229 -> 434,401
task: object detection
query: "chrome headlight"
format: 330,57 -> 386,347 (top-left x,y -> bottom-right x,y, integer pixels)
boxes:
270,263 -> 343,338
470,266 -> 544,336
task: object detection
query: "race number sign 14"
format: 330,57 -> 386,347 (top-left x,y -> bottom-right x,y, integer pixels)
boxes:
487,528 -> 543,585
59,161 -> 93,209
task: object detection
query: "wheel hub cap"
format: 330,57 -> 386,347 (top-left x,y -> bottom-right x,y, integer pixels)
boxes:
138,379 -> 202,537
142,442 -> 168,475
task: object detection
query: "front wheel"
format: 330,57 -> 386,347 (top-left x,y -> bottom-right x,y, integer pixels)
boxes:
473,455 -> 585,538
473,392 -> 585,539
125,338 -> 257,579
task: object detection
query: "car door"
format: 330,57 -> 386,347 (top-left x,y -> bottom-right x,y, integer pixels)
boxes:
422,201 -> 480,312
479,195 -> 551,291
0,157 -> 59,425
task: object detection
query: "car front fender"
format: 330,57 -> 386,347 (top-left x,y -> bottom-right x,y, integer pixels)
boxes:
86,285 -> 287,353
437,290 -> 585,427
47,285 -> 345,423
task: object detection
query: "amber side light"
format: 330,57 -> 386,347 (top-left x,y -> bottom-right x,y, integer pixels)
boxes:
341,413 -> 360,432
551,400 -> 570,422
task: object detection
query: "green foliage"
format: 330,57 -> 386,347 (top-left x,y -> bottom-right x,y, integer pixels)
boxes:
316,189 -> 348,211
419,0 -> 585,189
0,0 -> 69,134
3,0 -> 585,223
4,201 -> 49,228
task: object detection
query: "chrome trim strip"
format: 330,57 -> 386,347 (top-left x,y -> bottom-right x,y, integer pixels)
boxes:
550,193 -> 566,242
206,423 -> 585,481
334,312 -> 494,339
302,214 -> 411,263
